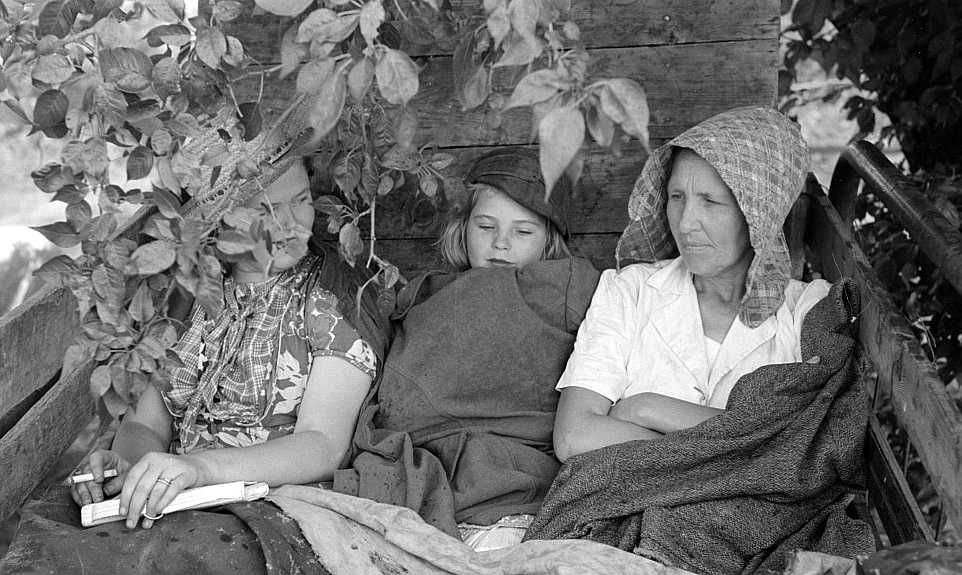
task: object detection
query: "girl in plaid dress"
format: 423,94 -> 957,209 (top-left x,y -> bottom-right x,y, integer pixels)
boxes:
71,161 -> 379,529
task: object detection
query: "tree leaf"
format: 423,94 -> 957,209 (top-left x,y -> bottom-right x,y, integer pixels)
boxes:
100,47 -> 153,86
494,30 -> 542,67
32,53 -> 74,85
152,56 -> 182,96
3,99 -> 31,124
90,364 -> 112,396
128,282 -> 156,324
32,221 -> 81,247
32,89 -> 69,136
348,56 -> 374,101
144,23 -> 191,47
375,48 -> 419,105
359,0 -> 385,46
360,152 -> 378,202
332,151 -> 361,195
314,195 -> 345,217
419,172 -> 438,197
155,156 -> 182,195
216,229 -> 256,254
195,27 -> 227,70
597,78 -> 649,150
213,0 -> 243,22
127,145 -> 154,179
128,240 -> 177,275
296,57 -> 335,94
307,66 -> 347,141
791,0 -> 832,35
487,5 -> 510,48
538,105 -> 584,197
460,65 -> 490,111
223,35 -> 244,67
150,185 -> 183,218
237,101 -> 263,141
255,0 -> 311,16
280,25 -> 307,79
167,112 -> 200,138
38,0 -> 93,39
508,0 -> 538,42
82,137 -> 109,177
143,214 -> 176,240
585,102 -> 614,147
504,68 -> 564,110
298,9 -> 359,44
377,174 -> 394,196
52,184 -> 86,204
144,0 -> 180,21
338,221 -> 363,267
150,128 -> 173,155
66,199 -> 92,231
196,254 -> 224,317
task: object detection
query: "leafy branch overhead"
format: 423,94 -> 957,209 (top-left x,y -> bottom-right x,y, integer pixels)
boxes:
0,0 -> 649,415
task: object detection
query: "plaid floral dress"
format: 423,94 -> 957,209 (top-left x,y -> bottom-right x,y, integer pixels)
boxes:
161,255 -> 377,454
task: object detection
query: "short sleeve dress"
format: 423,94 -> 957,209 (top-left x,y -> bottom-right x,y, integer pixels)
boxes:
162,254 -> 377,454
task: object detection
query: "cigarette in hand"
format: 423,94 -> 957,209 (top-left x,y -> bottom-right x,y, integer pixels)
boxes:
67,469 -> 119,485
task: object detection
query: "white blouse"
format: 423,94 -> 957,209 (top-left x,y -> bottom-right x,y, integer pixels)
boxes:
556,257 -> 831,408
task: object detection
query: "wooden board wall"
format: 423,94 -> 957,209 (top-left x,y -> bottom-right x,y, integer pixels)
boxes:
225,0 -> 779,275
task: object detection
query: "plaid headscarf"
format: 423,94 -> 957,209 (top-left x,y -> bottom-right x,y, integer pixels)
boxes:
616,106 -> 809,328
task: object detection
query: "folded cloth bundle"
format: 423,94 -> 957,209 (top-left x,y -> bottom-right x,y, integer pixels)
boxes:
524,279 -> 875,575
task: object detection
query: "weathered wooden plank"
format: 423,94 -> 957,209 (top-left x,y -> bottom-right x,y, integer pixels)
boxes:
317,141 -> 648,238
237,40 -> 777,149
217,0 -> 778,62
0,286 -> 79,420
805,190 -> 962,536
866,414 -> 934,545
0,362 -> 95,522
327,232 -> 620,278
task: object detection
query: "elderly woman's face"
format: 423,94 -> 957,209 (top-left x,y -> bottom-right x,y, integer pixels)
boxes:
666,149 -> 752,279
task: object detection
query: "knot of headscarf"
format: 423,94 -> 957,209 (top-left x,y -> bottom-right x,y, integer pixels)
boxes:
167,273 -> 295,449
616,106 -> 809,328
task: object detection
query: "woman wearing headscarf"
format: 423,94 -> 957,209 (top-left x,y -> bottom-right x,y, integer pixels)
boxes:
526,106 -> 874,574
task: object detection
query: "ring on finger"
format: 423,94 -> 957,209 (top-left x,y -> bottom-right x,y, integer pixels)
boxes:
156,477 -> 173,487
142,509 -> 164,521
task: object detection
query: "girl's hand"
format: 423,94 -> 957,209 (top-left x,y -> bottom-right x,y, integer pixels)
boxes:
119,452 -> 204,529
70,450 -> 131,506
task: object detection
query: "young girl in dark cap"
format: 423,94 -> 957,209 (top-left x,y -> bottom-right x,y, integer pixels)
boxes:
333,147 -> 600,551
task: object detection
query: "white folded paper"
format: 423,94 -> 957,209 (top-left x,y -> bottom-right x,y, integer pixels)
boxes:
80,481 -> 270,527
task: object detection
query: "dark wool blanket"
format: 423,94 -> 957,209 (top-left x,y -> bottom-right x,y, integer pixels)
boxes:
524,279 -> 875,574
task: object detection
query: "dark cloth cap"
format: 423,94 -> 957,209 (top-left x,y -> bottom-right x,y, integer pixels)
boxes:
465,148 -> 570,236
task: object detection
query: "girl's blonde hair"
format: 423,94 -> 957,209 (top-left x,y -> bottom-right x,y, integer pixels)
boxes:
438,183 -> 571,270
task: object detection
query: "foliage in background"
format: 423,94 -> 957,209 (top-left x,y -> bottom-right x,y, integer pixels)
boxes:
0,0 -> 649,416
781,0 -> 961,174
781,0 -> 962,539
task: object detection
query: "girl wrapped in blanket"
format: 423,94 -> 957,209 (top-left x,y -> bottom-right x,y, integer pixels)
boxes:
332,148 -> 601,551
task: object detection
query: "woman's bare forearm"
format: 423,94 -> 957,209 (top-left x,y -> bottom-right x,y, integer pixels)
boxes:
554,412 -> 661,462
610,392 -> 723,434
186,430 -> 343,487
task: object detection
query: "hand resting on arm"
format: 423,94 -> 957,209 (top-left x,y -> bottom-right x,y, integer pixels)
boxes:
71,355 -> 371,529
554,387 -> 723,462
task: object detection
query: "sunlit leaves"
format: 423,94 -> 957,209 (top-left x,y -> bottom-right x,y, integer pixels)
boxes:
504,68 -> 565,110
338,221 -> 363,267
99,47 -> 153,92
348,57 -> 374,101
359,0 -> 385,46
38,0 -> 94,39
280,25 -> 308,78
538,106 -> 583,197
196,28 -> 228,70
375,48 -> 419,105
128,240 -> 177,275
255,0 -> 312,17
296,58 -> 335,94
127,146 -> 153,180
297,8 -> 359,44
596,78 -> 650,150
32,54 -> 74,85
307,65 -> 347,141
